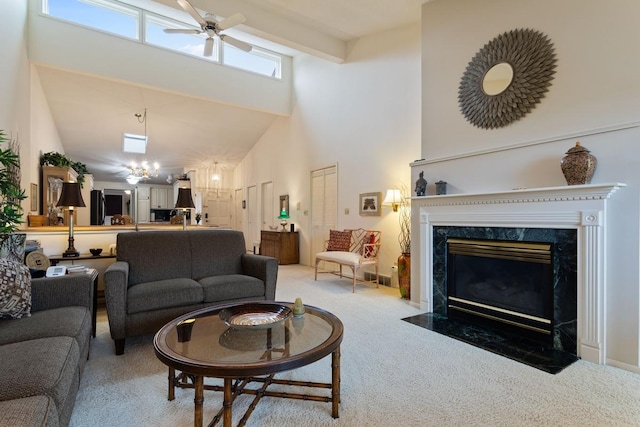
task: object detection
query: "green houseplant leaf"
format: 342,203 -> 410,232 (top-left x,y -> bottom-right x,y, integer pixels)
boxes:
0,130 -> 26,233
40,151 -> 89,187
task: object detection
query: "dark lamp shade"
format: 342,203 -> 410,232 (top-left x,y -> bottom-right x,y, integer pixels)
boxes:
175,188 -> 195,209
56,182 -> 86,208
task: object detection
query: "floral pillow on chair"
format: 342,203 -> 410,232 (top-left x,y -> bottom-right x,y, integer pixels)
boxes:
326,230 -> 351,252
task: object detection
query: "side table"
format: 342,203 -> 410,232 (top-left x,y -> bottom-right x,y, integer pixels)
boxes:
49,254 -> 116,336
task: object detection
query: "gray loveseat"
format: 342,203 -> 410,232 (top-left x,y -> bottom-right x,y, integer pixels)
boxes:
0,274 -> 93,427
104,229 -> 278,355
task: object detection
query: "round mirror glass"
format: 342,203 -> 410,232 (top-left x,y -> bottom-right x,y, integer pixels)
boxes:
482,62 -> 514,96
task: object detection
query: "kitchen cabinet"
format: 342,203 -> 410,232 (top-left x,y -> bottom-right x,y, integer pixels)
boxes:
260,231 -> 299,265
151,187 -> 171,209
136,185 -> 150,223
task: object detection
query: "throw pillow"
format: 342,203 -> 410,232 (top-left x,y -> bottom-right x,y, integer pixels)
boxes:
363,232 -> 378,258
327,230 -> 351,252
0,258 -> 32,319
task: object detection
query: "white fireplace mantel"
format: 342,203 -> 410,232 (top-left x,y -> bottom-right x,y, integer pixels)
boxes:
411,183 -> 626,364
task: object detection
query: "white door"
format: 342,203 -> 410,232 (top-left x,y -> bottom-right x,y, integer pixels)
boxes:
234,188 -> 243,231
247,185 -> 258,251
202,190 -> 231,227
311,166 -> 338,262
261,181 -> 274,230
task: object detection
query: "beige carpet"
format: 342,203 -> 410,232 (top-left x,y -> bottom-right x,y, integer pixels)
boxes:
70,265 -> 640,427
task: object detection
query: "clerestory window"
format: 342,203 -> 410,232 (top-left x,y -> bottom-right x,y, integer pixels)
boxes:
42,0 -> 283,79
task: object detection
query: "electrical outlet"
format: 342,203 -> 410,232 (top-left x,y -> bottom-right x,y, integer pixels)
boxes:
296,202 -> 301,210
303,210 -> 309,215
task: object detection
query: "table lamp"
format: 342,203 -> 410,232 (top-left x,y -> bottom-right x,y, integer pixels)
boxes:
175,187 -> 195,231
277,208 -> 290,232
56,182 -> 86,257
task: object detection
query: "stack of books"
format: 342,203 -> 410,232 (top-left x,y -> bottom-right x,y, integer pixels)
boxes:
67,265 -> 89,274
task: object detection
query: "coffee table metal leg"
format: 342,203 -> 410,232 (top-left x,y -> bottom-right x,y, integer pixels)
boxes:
332,346 -> 341,418
194,375 -> 204,427
223,378 -> 233,427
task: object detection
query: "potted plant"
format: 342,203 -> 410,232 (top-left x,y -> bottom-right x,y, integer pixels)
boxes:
195,212 -> 202,225
0,130 -> 27,262
40,151 -> 89,187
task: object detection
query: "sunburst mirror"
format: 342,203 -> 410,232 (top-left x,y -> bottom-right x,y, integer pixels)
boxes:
458,28 -> 557,129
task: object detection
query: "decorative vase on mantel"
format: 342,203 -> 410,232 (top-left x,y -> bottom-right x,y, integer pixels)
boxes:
561,142 -> 597,185
398,253 -> 411,300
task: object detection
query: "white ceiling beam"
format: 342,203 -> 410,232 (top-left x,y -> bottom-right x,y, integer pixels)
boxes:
153,0 -> 347,63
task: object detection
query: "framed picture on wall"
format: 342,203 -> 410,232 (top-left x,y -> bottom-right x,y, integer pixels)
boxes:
359,192 -> 381,216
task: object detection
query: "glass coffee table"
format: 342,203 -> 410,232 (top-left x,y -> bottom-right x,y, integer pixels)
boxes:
153,301 -> 344,427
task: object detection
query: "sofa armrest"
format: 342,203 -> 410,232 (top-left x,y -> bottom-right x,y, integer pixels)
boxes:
104,261 -> 130,340
30,274 -> 93,313
241,253 -> 279,300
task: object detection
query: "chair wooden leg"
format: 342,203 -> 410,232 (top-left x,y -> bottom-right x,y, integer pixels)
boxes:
315,259 -> 319,281
351,267 -> 356,293
375,265 -> 379,288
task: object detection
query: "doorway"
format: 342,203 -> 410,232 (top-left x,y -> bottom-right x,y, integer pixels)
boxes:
311,165 -> 338,262
247,185 -> 258,252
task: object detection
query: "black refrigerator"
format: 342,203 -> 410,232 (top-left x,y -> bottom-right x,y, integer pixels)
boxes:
90,190 -> 105,225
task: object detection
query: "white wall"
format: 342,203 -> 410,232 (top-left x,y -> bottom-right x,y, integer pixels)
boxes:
0,1 -> 32,220
417,0 -> 640,371
236,24 -> 422,275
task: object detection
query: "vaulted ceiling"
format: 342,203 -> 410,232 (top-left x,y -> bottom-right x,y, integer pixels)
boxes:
36,0 -> 428,184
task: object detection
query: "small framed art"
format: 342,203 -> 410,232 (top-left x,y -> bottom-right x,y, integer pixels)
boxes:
359,192 -> 381,216
30,183 -> 38,212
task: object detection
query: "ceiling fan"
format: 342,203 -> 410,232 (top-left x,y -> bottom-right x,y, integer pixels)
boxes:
164,0 -> 252,56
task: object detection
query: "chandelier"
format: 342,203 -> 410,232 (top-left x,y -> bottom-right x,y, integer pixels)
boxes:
126,161 -> 159,184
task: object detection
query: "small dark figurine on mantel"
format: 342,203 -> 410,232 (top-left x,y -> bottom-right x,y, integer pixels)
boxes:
415,171 -> 427,196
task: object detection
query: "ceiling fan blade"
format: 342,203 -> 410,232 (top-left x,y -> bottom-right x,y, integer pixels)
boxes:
163,28 -> 202,34
204,37 -> 214,57
217,13 -> 246,30
219,35 -> 252,52
177,0 -> 208,27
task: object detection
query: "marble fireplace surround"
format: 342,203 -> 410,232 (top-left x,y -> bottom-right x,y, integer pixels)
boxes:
412,183 -> 625,364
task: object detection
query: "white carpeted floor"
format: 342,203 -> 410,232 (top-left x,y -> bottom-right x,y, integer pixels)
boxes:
70,265 -> 640,427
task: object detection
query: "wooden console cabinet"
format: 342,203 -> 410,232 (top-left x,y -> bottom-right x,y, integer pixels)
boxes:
260,231 -> 299,264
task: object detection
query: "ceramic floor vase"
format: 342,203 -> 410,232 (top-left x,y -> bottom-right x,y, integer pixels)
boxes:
398,253 -> 411,300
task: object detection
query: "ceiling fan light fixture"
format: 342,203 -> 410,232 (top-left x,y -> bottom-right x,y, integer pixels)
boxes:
165,0 -> 251,56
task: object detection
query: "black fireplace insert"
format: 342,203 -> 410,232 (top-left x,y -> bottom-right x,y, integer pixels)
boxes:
447,238 -> 554,343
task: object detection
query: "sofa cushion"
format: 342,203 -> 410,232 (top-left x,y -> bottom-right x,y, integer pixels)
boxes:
0,258 -> 32,319
117,231 -> 192,285
199,274 -> 265,302
0,306 -> 91,356
127,278 -> 204,314
0,336 -> 79,413
327,230 -> 351,251
190,229 -> 246,279
0,395 -> 58,427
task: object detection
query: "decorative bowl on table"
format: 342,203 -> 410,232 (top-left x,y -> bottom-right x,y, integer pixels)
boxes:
89,248 -> 103,256
219,303 -> 292,330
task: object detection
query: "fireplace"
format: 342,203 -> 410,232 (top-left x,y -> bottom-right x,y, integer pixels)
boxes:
410,183 -> 624,364
433,227 -> 577,354
446,238 -> 553,343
